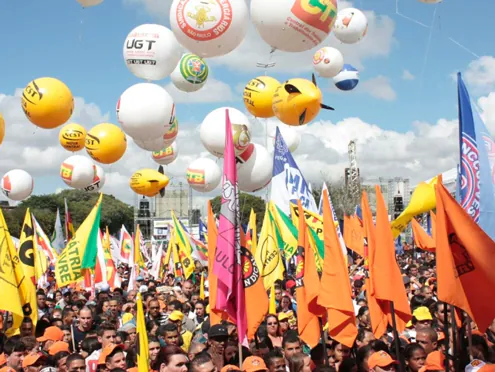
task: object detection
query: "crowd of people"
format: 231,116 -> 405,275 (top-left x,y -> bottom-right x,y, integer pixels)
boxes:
1,250 -> 494,372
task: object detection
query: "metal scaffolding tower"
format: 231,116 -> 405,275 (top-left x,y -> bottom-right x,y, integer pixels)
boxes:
347,140 -> 361,203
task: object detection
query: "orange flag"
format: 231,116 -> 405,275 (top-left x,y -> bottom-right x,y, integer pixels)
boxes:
240,228 -> 269,340
361,191 -> 388,338
318,189 -> 358,348
411,218 -> 435,252
430,211 -> 436,240
343,215 -> 364,257
296,200 -> 321,348
207,201 -> 223,326
372,185 -> 412,333
435,182 -> 495,331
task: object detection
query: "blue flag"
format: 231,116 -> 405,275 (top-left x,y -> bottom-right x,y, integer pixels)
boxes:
457,73 -> 495,241
199,218 -> 208,244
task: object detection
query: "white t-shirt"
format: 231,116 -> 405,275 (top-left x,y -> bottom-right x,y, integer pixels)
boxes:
86,349 -> 101,372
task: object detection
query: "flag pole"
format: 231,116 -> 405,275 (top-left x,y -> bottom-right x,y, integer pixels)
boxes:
450,306 -> 459,372
238,343 -> 243,369
389,302 -> 405,372
443,304 -> 451,372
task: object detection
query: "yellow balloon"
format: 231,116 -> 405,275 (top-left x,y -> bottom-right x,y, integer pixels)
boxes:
243,76 -> 280,118
0,113 -> 4,146
21,77 -> 74,129
85,123 -> 127,164
59,123 -> 87,152
130,168 -> 170,197
272,78 -> 324,126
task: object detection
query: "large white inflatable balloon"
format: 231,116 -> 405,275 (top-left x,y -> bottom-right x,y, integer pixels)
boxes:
186,158 -> 221,192
251,0 -> 338,53
123,24 -> 182,81
313,47 -> 344,78
117,83 -> 175,141
151,142 -> 178,166
170,0 -> 249,58
200,107 -> 251,158
60,155 -> 96,189
77,0 -> 103,6
237,143 -> 273,192
270,126 -> 300,153
333,8 -> 368,44
1,170 -> 34,201
171,54 -> 209,93
83,165 -> 106,193
334,64 -> 359,91
134,137 -> 166,152
163,118 -> 179,148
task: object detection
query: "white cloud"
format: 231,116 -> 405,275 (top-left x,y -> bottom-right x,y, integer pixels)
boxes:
164,78 -> 234,103
402,70 -> 415,80
463,56 -> 495,94
358,76 -> 397,101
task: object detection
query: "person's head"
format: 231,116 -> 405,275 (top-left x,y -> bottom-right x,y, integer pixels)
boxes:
62,308 -> 75,326
149,300 -> 161,318
190,292 -> 200,305
161,323 -> 180,346
404,344 -> 426,372
152,344 -> 189,372
288,353 -> 311,372
264,349 -> 286,372
149,336 -> 162,363
266,315 -> 279,337
22,352 -> 47,372
358,306 -> 370,328
242,356 -> 268,372
282,331 -> 302,360
182,280 -> 194,298
21,317 -> 34,337
408,265 -> 418,277
419,286 -> 433,300
195,300 -> 206,318
356,328 -> 376,349
188,342 -> 207,361
367,351 -> 397,372
412,307 -> 433,331
100,344 -> 127,371
190,352 -> 217,372
78,307 -> 93,331
53,351 -> 70,372
333,342 -> 351,363
37,290 -> 47,309
4,337 -> 27,371
80,336 -> 101,359
36,326 -> 64,352
415,328 -> 438,355
274,287 -> 283,302
108,298 -> 121,316
280,296 -> 292,311
97,322 -> 118,348
52,308 -> 63,320
207,324 -> 229,355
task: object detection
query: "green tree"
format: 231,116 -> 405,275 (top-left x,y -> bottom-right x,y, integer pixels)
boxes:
210,193 -> 266,231
2,189 -> 134,238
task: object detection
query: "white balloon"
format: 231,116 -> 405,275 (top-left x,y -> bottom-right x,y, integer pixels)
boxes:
151,142 -> 179,166
333,8 -> 368,44
163,118 -> 179,148
170,0 -> 249,58
186,158 -> 221,193
83,165 -> 106,193
123,24 -> 183,81
1,169 -> 34,201
313,47 -> 344,78
270,126 -> 300,153
171,54 -> 209,93
200,107 -> 251,158
237,143 -> 273,192
133,137 -> 165,152
77,0 -> 103,6
251,0 -> 338,53
60,155 -> 96,189
117,83 -> 175,141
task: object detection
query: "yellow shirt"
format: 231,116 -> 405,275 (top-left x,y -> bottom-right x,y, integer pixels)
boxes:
181,330 -> 193,352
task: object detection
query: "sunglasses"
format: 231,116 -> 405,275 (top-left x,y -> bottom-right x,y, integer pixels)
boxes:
267,322 -> 278,326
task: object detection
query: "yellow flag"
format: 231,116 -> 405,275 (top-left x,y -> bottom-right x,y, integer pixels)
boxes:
19,209 -> 38,285
0,209 -> 29,333
269,285 -> 277,314
55,194 -> 103,287
199,273 -> 205,300
255,208 -> 285,290
136,292 -> 149,372
290,203 -> 324,241
249,209 -> 257,255
134,225 -> 145,269
391,177 -> 438,238
171,211 -> 194,279
269,202 -> 299,260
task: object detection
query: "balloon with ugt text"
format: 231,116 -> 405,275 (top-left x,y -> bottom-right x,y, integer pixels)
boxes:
83,165 -> 106,193
1,169 -> 34,201
272,75 -> 334,126
152,142 -> 178,166
243,76 -> 280,118
123,24 -> 182,81
313,47 -> 344,78
59,123 -> 87,152
250,0 -> 338,52
60,155 -> 96,189
171,53 -> 209,93
21,77 -> 74,129
332,8 -> 368,44
200,107 -> 251,158
117,83 -> 175,141
170,0 -> 249,58
163,117 -> 179,148
130,167 -> 169,197
186,157 -> 221,193
236,143 -> 273,192
85,123 -> 127,164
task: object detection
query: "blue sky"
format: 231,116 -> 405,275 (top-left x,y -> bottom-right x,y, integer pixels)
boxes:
0,0 -> 493,203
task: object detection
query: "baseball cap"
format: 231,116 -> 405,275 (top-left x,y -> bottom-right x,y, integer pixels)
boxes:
278,313 -> 290,322
168,310 -> 185,322
48,341 -> 70,356
221,365 -> 241,372
98,344 -> 125,365
413,307 -> 433,321
22,353 -> 47,368
208,324 -> 228,339
419,351 -> 444,372
368,351 -> 398,369
479,365 -> 495,372
37,326 -> 64,342
242,356 -> 268,372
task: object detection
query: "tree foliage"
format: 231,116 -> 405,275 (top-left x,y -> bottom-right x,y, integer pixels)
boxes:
3,190 -> 134,238
210,192 -> 266,231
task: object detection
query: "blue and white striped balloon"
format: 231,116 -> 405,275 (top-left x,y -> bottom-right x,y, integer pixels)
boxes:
333,64 -> 359,91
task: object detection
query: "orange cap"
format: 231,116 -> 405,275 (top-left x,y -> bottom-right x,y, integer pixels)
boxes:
419,351 -> 445,372
22,353 -> 46,368
242,356 -> 268,372
368,351 -> 398,369
221,365 -> 241,372
36,326 -> 64,342
479,365 -> 495,372
48,341 -> 70,356
98,344 -> 125,365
